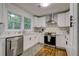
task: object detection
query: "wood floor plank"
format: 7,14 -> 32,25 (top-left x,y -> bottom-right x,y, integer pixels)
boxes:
35,45 -> 67,56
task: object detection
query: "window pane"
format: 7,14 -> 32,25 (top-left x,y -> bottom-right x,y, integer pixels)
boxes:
14,22 -> 21,29
24,23 -> 31,29
24,17 -> 31,29
8,14 -> 14,29
8,12 -> 21,29
8,22 -> 14,29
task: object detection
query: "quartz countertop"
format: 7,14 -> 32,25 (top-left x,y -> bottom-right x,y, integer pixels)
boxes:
0,34 -> 23,39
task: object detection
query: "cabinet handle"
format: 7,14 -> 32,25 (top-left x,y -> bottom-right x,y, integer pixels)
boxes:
29,37 -> 31,40
66,41 -> 67,45
65,36 -> 66,39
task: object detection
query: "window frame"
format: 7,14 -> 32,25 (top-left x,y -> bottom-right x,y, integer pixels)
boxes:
7,11 -> 22,31
24,17 -> 31,31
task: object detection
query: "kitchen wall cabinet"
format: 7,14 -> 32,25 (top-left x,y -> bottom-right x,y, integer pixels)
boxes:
39,17 -> 46,27
33,17 -> 38,27
65,12 -> 70,26
56,34 -> 66,48
57,12 -> 70,27
58,13 -> 66,27
33,17 -> 46,27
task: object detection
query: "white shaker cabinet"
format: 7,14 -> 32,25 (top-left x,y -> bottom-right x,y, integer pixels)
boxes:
39,17 -> 46,27
65,12 -> 70,27
33,17 -> 39,27
38,34 -> 44,43
58,13 -> 66,27
57,12 -> 70,27
33,17 -> 46,27
56,34 -> 66,48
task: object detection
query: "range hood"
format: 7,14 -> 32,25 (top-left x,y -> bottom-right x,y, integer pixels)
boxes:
46,13 -> 56,24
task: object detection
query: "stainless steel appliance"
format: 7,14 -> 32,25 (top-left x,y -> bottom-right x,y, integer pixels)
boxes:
5,35 -> 23,56
44,33 -> 56,46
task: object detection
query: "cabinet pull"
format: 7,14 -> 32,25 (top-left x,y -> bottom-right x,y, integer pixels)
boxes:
66,41 -> 67,45
29,37 -> 31,40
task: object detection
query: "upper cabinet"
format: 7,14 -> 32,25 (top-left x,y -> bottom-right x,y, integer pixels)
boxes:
0,4 -> 2,22
33,16 -> 46,27
39,17 -> 46,27
58,13 -> 66,27
57,11 -> 70,27
65,12 -> 70,27
33,17 -> 39,27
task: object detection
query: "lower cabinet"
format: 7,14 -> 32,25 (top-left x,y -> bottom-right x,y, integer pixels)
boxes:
56,35 -> 66,48
38,35 -> 44,43
23,34 -> 41,51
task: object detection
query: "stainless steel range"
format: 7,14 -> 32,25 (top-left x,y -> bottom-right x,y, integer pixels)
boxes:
44,32 -> 56,46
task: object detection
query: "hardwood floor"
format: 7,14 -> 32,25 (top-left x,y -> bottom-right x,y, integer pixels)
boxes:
35,45 -> 67,56
22,43 -> 67,56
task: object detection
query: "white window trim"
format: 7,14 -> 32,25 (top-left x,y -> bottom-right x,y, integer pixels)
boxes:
7,11 -> 22,31
23,17 -> 32,31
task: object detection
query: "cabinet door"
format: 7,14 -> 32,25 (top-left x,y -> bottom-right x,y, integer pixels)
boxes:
33,17 -> 38,27
37,19 -> 41,27
65,12 -> 70,26
38,34 -> 44,43
56,35 -> 66,48
33,17 -> 46,27
58,13 -> 66,27
0,4 -> 2,22
23,35 -> 29,50
39,17 -> 46,27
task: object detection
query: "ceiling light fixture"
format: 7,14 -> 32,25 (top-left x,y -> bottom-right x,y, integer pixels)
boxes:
40,3 -> 51,7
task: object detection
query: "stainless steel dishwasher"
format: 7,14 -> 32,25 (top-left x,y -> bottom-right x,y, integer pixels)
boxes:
5,35 -> 23,56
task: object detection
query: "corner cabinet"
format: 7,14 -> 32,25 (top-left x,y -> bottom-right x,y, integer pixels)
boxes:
57,12 -> 70,27
33,17 -> 46,27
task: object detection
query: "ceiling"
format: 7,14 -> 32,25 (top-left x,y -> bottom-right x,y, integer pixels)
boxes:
14,3 -> 70,16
